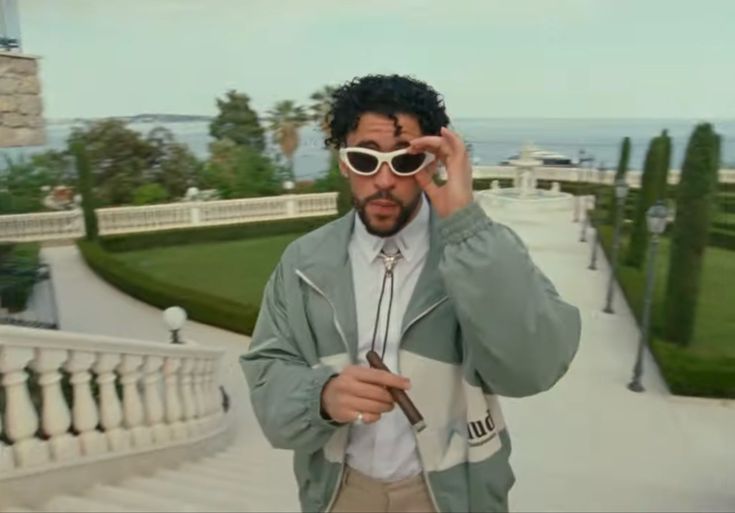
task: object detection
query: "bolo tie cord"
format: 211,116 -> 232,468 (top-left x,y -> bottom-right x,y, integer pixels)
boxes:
369,256 -> 397,362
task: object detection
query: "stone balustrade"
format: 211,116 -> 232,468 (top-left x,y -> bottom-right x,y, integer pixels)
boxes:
0,325 -> 226,477
0,191 -> 339,242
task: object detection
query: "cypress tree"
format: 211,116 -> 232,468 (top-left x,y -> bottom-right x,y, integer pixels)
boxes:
625,130 -> 671,268
663,123 -> 721,345
608,137 -> 631,225
73,141 -> 99,241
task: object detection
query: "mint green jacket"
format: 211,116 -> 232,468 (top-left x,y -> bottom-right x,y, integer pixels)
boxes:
241,202 -> 581,512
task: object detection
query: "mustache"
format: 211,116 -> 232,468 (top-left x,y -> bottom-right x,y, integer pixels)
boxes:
355,190 -> 404,208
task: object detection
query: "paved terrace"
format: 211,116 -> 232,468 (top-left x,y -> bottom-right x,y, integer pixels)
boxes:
40,205 -> 735,512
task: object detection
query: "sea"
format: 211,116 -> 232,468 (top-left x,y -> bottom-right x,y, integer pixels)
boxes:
2,118 -> 733,180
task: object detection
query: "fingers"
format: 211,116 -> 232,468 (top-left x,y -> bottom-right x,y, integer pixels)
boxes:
440,126 -> 466,154
350,411 -> 381,424
409,135 -> 451,160
409,127 -> 466,159
414,167 -> 441,199
349,380 -> 394,404
345,366 -> 411,391
347,397 -> 395,416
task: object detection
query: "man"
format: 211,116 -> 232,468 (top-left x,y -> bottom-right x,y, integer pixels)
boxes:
241,74 -> 581,512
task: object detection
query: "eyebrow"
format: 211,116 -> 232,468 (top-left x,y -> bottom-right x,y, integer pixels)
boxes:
355,139 -> 411,150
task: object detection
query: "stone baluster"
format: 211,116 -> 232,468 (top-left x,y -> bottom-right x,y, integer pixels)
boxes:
30,347 -> 80,462
193,358 -> 209,431
163,357 -> 187,440
178,357 -> 198,436
0,345 -> 49,467
206,359 -> 223,430
141,355 -> 169,444
0,388 -> 13,472
64,351 -> 107,456
93,353 -> 130,452
203,359 -> 216,418
119,354 -> 151,448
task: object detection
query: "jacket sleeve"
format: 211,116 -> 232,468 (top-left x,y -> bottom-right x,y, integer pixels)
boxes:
438,202 -> 581,398
240,261 -> 339,452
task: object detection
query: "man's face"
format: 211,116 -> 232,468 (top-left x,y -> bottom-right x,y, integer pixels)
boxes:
340,112 -> 434,237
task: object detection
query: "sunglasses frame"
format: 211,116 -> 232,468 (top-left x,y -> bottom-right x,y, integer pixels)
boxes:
338,147 -> 436,177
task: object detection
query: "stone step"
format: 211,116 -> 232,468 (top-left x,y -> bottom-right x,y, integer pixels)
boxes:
41,494 -> 137,513
84,484 -> 203,513
177,461 -> 260,486
120,476 -> 248,513
154,468 -> 252,498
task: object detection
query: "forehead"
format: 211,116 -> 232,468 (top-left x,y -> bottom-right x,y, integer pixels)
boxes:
347,112 -> 423,146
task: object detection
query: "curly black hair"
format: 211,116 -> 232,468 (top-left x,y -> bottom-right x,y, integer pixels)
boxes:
324,74 -> 451,150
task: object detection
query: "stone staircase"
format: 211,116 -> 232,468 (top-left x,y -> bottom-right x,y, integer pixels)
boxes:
1,438 -> 299,512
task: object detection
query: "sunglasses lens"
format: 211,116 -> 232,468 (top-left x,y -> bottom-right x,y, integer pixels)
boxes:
346,151 -> 379,174
391,152 -> 426,174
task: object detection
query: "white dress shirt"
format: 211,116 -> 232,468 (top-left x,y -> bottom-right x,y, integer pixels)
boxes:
346,194 -> 430,482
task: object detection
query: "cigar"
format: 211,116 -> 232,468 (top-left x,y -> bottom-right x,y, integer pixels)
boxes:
366,350 -> 426,433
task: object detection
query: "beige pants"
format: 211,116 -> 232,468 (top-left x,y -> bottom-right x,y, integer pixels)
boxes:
330,466 -> 436,513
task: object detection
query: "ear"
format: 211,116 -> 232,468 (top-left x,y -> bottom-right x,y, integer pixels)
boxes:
338,159 -> 349,178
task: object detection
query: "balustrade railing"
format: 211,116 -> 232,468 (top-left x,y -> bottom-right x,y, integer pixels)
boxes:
0,325 -> 226,476
0,192 -> 339,243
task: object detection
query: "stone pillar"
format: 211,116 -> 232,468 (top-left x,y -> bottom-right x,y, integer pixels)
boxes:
0,51 -> 45,147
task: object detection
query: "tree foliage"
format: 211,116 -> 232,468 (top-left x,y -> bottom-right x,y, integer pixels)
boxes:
625,130 -> 672,268
209,90 -> 266,152
72,140 -> 99,241
266,100 -> 309,181
608,137 -> 631,225
66,119 -> 200,206
201,139 -> 281,199
663,123 -> 721,346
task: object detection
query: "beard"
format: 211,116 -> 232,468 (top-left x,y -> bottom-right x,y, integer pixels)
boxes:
354,189 -> 422,237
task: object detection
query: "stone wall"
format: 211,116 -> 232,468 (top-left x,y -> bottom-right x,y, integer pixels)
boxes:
0,51 -> 45,147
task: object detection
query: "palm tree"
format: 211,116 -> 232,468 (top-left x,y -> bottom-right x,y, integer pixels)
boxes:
266,100 -> 309,181
309,85 -> 336,143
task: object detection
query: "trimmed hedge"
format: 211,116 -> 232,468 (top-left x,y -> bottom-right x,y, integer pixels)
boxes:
78,215 -> 338,336
0,243 -> 41,313
596,224 -> 735,398
651,339 -> 735,398
708,229 -> 735,250
100,215 -> 337,252
78,239 -> 260,335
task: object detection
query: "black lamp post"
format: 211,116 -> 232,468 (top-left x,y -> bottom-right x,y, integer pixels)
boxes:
603,177 -> 629,314
163,306 -> 187,344
628,201 -> 668,392
579,195 -> 594,242
588,165 -> 607,270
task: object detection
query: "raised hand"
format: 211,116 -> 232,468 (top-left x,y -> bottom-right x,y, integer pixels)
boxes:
410,126 -> 474,218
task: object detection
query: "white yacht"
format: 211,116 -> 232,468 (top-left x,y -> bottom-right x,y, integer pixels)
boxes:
499,145 -> 575,167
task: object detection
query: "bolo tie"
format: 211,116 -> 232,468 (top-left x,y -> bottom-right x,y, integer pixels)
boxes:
370,241 -> 402,361
365,239 -> 426,432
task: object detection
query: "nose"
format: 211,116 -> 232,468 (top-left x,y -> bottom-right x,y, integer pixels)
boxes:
373,162 -> 396,190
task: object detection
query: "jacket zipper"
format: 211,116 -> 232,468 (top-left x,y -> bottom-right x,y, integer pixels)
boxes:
401,295 -> 448,513
295,269 -> 350,512
296,272 -> 448,512
295,269 -> 352,358
401,296 -> 449,339
415,444 -> 443,512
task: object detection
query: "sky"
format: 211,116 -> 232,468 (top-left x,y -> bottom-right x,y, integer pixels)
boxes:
11,0 -> 735,119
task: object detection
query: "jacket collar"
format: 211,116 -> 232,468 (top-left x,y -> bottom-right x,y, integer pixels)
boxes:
295,205 -> 448,361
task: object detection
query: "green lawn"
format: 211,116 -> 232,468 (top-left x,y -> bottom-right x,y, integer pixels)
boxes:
598,223 -> 735,396
114,233 -> 302,306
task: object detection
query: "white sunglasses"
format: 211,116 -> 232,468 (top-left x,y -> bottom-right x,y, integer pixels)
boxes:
339,147 -> 436,176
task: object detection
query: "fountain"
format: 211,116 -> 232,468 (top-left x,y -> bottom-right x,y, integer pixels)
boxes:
476,143 -> 574,214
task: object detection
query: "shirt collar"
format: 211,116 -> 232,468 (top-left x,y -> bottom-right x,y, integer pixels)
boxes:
352,194 -> 429,264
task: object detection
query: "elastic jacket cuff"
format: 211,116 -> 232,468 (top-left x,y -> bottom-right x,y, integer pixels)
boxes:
438,201 -> 491,244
